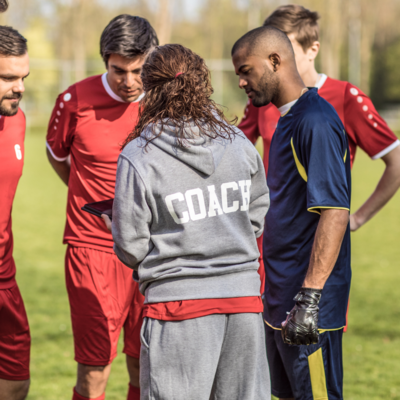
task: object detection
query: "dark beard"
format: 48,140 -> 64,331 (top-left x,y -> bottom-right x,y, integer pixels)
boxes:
251,67 -> 279,108
0,93 -> 22,116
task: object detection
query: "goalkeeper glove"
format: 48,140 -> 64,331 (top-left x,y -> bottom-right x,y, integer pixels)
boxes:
281,288 -> 322,345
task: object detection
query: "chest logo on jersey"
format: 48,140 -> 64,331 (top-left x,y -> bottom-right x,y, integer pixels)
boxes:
165,180 -> 251,224
14,144 -> 22,160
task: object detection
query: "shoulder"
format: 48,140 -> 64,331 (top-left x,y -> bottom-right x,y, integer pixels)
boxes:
59,75 -> 103,110
232,126 -> 263,166
4,108 -> 26,132
294,92 -> 345,140
323,76 -> 348,92
72,74 -> 102,91
120,134 -> 152,168
324,78 -> 369,108
16,107 -> 26,123
234,126 -> 258,148
300,91 -> 341,125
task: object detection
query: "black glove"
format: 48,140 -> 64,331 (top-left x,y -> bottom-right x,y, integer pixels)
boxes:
281,288 -> 322,346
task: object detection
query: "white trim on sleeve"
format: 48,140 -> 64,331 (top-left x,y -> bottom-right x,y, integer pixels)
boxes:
46,141 -> 68,162
372,139 -> 400,160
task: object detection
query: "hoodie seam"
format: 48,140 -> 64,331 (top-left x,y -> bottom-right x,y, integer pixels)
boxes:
119,153 -> 151,204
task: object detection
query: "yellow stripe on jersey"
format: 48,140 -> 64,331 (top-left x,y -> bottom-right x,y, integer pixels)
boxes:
264,319 -> 345,333
307,206 -> 350,215
290,137 -> 308,182
264,319 -> 281,330
344,149 -> 347,163
308,348 -> 329,400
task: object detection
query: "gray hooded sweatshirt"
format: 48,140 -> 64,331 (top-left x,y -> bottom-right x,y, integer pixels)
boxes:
112,120 -> 269,304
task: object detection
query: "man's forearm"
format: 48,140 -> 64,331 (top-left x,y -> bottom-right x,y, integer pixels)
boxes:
303,209 -> 349,289
46,148 -> 70,186
351,146 -> 400,231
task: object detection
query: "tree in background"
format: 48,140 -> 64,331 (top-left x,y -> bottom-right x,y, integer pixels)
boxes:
1,0 -> 400,128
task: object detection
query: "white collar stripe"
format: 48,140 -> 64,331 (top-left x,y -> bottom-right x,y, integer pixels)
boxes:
315,73 -> 328,90
278,99 -> 298,116
101,72 -> 125,102
101,73 -> 145,104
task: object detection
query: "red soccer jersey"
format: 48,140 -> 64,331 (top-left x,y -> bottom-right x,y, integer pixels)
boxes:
239,74 -> 400,174
0,109 -> 25,289
46,73 -> 141,251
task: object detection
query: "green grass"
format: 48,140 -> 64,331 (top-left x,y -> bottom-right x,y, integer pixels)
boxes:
12,133 -> 400,399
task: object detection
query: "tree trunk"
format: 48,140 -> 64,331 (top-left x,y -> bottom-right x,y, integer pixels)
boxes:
156,0 -> 174,45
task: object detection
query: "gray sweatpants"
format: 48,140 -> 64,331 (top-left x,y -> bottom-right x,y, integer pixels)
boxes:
140,312 -> 270,400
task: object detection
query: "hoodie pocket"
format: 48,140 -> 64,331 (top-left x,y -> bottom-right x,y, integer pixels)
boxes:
140,317 -> 151,349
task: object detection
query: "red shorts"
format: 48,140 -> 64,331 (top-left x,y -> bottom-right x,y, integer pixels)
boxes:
0,284 -> 30,380
65,246 -> 144,365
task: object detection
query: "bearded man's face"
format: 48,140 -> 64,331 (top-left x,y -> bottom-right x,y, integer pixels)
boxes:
0,53 -> 29,116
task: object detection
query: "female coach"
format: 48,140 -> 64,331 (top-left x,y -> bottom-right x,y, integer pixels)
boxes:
108,44 -> 270,400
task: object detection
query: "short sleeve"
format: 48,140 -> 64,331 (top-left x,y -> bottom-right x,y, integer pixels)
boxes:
344,83 -> 399,159
238,100 -> 260,144
46,86 -> 78,161
293,114 -> 350,214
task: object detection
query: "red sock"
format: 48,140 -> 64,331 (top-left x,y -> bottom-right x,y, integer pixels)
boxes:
73,387 -> 105,400
127,383 -> 140,400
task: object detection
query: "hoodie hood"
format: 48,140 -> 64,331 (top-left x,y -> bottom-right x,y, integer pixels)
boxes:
141,120 -> 235,176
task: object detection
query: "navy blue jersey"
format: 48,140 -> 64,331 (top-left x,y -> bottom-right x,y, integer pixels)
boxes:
264,88 -> 351,330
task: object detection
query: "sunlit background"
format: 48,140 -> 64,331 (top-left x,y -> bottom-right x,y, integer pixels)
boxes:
3,1 -> 400,399
2,0 -> 400,130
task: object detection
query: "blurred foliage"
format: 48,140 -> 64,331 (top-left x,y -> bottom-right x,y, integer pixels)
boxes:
1,0 -> 400,126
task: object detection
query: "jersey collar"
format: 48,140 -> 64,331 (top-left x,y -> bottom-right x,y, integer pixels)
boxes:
315,73 -> 328,90
278,99 -> 298,116
101,73 -> 144,103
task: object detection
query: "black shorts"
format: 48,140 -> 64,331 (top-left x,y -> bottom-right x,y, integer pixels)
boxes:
265,324 -> 343,400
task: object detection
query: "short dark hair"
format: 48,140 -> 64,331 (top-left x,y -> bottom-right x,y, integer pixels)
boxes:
0,25 -> 27,57
263,5 -> 320,52
100,14 -> 158,66
231,25 -> 293,58
0,0 -> 8,12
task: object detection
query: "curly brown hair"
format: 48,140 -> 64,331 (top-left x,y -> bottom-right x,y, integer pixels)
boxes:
122,44 -> 237,149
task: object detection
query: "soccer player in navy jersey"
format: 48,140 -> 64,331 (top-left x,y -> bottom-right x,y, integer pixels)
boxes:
232,27 -> 351,400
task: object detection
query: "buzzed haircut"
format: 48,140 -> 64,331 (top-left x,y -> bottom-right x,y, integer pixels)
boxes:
0,0 -> 8,12
100,14 -> 159,66
0,26 -> 27,57
263,5 -> 320,52
231,25 -> 294,58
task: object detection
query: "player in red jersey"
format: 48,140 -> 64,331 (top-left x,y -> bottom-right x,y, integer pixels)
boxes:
240,4 -> 400,300
46,15 -> 158,400
0,26 -> 31,400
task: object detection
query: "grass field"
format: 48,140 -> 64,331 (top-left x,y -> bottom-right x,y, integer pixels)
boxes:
12,132 -> 400,399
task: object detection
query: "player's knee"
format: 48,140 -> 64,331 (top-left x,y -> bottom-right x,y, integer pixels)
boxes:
77,363 -> 109,387
8,379 -> 30,400
18,379 -> 30,400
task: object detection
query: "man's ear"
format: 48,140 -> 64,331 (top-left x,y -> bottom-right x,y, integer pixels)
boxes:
269,53 -> 281,72
307,41 -> 320,61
